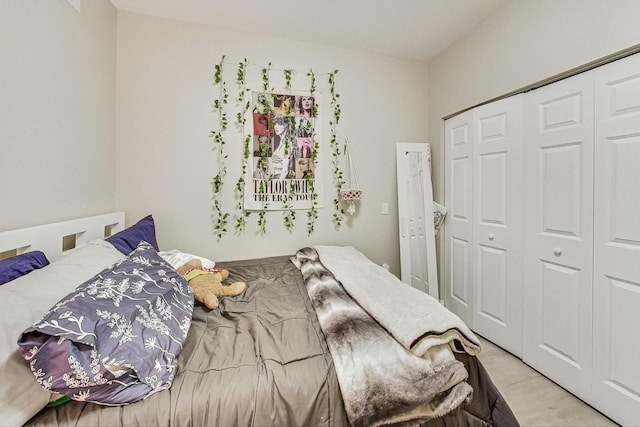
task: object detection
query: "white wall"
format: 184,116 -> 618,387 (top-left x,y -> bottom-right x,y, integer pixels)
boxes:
427,0 -> 640,285
0,0 -> 117,231
116,12 -> 429,271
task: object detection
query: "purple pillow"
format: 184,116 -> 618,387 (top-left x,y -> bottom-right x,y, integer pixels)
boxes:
0,251 -> 50,285
105,215 -> 159,255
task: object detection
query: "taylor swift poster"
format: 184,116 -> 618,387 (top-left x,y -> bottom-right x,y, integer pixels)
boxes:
245,91 -> 322,211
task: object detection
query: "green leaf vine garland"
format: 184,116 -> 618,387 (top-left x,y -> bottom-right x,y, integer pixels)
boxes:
210,57 -> 345,238
305,69 -> 320,236
281,68 -> 297,232
234,58 -> 251,233
210,55 -> 229,239
328,70 -> 345,228
256,62 -> 272,235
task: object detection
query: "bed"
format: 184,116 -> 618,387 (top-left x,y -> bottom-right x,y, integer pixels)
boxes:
0,213 -> 518,426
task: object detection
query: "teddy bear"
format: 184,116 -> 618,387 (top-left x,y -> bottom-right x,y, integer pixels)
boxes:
176,259 -> 246,309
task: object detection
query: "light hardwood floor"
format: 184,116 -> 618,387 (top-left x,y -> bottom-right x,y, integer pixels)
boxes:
476,336 -> 620,427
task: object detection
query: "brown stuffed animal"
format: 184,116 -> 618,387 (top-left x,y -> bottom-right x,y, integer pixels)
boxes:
176,259 -> 246,309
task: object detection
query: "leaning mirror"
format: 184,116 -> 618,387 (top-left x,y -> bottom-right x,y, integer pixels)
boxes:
396,142 -> 439,300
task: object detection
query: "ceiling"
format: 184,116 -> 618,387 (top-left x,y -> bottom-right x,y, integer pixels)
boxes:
109,0 -> 510,62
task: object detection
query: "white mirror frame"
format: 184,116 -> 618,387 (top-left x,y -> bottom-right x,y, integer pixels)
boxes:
396,142 -> 439,300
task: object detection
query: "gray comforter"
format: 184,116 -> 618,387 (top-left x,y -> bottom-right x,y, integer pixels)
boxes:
26,255 -> 347,426
26,253 -> 518,426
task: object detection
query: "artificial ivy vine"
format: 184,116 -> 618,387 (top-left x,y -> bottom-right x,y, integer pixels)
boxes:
210,55 -> 229,238
284,69 -> 293,92
328,70 -> 345,228
281,68 -> 296,232
234,58 -> 251,233
256,62 -> 272,235
305,69 -> 320,235
210,57 -> 345,238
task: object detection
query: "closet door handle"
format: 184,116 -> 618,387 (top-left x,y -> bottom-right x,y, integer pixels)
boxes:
553,248 -> 562,257
488,233 -> 495,241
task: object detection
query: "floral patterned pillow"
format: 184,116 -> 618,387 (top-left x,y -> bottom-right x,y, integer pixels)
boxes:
17,241 -> 194,405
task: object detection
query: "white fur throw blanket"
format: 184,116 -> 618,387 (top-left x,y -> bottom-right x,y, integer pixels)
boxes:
293,247 -> 476,426
314,245 -> 481,356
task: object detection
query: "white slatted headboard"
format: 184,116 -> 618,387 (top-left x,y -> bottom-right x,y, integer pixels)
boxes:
0,212 -> 125,262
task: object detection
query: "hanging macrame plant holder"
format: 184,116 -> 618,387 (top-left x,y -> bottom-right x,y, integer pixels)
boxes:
340,139 -> 362,215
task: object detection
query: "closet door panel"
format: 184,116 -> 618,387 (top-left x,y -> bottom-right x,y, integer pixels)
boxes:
593,52 -> 640,426
450,237 -> 471,305
478,153 -> 507,224
444,112 -> 473,326
472,94 -> 523,357
538,261 -> 582,363
523,72 -> 594,400
540,144 -> 583,236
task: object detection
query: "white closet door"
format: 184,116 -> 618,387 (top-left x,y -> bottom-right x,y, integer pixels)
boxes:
444,111 -> 474,326
523,72 -> 594,400
472,94 -> 524,357
593,52 -> 640,426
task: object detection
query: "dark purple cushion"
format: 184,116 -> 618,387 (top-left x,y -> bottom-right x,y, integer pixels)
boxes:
105,215 -> 159,254
0,251 -> 50,285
